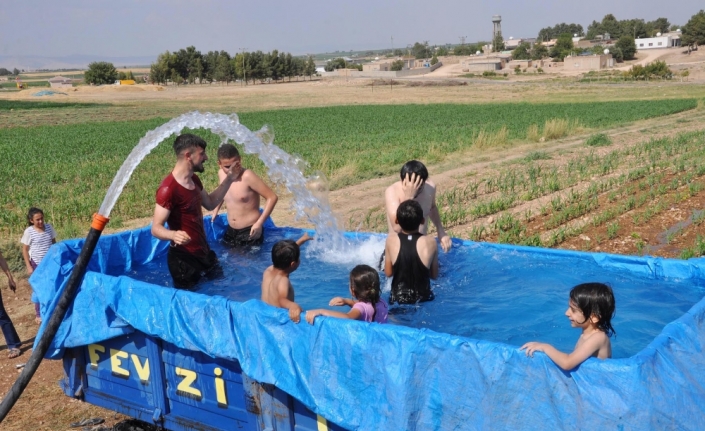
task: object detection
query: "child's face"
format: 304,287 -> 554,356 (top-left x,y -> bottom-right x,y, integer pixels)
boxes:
30,213 -> 45,229
218,157 -> 243,178
565,300 -> 594,328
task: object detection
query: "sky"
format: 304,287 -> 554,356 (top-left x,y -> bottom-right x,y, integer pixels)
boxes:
0,0 -> 702,68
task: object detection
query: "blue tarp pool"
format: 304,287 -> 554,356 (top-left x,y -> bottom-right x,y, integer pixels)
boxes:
32,215 -> 705,430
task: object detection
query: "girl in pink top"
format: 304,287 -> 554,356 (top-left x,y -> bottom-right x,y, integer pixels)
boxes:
306,264 -> 388,324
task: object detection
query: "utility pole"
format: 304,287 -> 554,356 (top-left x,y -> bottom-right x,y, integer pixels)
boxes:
239,47 -> 247,86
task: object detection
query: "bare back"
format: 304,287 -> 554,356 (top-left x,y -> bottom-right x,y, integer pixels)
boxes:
261,266 -> 294,307
384,232 -> 439,279
385,180 -> 437,234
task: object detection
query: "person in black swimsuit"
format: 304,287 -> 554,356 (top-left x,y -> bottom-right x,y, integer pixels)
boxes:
383,200 -> 439,304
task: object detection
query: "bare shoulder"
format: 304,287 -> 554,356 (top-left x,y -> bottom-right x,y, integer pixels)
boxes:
385,181 -> 402,198
241,169 -> 259,182
420,234 -> 438,251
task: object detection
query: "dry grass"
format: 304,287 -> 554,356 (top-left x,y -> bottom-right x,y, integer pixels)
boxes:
474,126 -> 509,149
543,118 -> 583,140
526,124 -> 541,142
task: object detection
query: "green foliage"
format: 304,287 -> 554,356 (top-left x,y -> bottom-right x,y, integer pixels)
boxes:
324,58 -> 347,72
0,100 -> 698,236
585,133 -> 612,147
538,23 -> 584,41
512,42 -> 531,60
531,43 -> 549,60
13,68 -> 20,76
437,47 -> 449,56
682,10 -> 705,47
586,15 -> 671,40
0,100 -> 102,110
492,34 -> 505,52
626,60 -> 672,80
616,36 -> 637,60
0,68 -> 11,76
84,61 -> 118,85
430,55 -> 438,65
391,60 -> 404,71
411,42 -> 432,59
550,34 -> 574,61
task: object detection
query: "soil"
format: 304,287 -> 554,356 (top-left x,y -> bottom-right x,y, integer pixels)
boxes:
1,69 -> 705,430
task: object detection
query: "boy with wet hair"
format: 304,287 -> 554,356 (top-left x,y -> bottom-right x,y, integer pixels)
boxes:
261,233 -> 313,322
212,143 -> 278,247
385,160 -> 452,253
384,200 -> 438,304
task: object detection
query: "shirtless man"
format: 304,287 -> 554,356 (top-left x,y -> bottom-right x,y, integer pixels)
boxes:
151,134 -> 237,289
385,160 -> 452,253
212,144 -> 278,247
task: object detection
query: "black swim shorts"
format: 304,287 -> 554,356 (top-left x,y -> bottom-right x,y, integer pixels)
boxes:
222,225 -> 264,248
167,247 -> 222,289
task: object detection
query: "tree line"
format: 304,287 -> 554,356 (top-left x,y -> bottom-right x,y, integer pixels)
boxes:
149,46 -> 317,85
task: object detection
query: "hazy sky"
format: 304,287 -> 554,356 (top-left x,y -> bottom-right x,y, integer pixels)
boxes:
1,0 -> 702,59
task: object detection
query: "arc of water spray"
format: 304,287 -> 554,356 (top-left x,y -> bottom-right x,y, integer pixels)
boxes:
98,111 -> 347,250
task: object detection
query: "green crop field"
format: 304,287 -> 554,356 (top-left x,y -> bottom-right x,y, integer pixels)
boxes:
0,100 -> 103,110
0,99 -> 698,240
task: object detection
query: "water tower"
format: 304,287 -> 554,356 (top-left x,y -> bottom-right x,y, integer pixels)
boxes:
492,15 -> 502,40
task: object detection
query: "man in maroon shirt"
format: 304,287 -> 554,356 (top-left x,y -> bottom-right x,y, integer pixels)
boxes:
152,134 -> 236,289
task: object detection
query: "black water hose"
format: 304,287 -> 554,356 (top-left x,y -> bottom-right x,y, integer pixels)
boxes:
0,214 -> 109,423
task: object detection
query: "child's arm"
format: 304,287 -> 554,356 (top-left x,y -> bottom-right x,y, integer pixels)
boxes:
305,307 -> 362,324
276,279 -> 302,323
520,332 -> 609,371
244,171 -> 278,239
329,297 -> 356,307
21,244 -> 33,275
296,232 -> 313,246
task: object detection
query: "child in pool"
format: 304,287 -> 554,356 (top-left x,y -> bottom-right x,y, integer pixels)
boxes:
261,233 -> 313,323
521,282 -> 615,371
20,207 -> 56,324
305,264 -> 388,324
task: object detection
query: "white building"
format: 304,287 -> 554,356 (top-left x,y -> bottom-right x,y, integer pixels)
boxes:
635,34 -> 681,49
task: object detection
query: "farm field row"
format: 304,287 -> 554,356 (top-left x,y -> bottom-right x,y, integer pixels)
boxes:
0,99 -> 699,245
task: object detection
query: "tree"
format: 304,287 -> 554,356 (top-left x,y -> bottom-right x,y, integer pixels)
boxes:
437,46 -> 449,56
324,58 -> 346,72
430,55 -> 438,65
304,56 -> 316,80
492,33 -> 505,52
512,42 -> 531,60
391,60 -> 404,71
214,50 -> 233,84
393,49 -> 403,56
84,61 -> 118,85
550,34 -> 574,61
12,68 -> 20,76
411,42 -> 432,59
538,23 -> 584,41
530,43 -> 548,60
682,10 -> 705,48
615,36 -> 637,61
0,68 -> 10,76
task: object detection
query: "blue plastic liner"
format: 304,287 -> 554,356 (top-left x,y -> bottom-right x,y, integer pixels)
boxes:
31,215 -> 705,430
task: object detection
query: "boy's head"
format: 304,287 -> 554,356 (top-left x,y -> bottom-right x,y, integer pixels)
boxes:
400,160 -> 428,183
396,200 -> 424,232
272,240 -> 300,271
569,282 -> 616,337
217,143 -> 243,175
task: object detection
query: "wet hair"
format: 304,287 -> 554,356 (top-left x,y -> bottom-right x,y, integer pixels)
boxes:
349,264 -> 381,320
27,207 -> 44,226
272,240 -> 300,270
570,282 -> 616,337
217,143 -> 240,160
400,160 -> 428,182
173,133 -> 207,157
396,200 -> 423,232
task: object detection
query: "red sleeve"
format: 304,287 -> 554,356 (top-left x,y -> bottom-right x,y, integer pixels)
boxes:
155,180 -> 174,210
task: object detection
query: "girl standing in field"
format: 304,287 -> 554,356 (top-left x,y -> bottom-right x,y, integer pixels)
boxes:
21,207 -> 56,324
521,282 -> 616,371
306,264 -> 389,324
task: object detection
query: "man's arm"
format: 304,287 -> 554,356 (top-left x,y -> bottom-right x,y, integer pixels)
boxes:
201,167 -> 236,210
384,186 -> 402,233
428,194 -> 452,252
0,251 -> 17,292
151,204 -> 191,245
209,169 -> 227,221
244,171 -> 278,239
383,235 -> 395,277
428,238 -> 439,279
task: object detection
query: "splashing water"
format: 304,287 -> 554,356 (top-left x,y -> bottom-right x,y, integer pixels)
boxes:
98,111 -> 351,252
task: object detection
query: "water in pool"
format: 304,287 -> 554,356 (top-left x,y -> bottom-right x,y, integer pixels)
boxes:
128,227 -> 705,359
